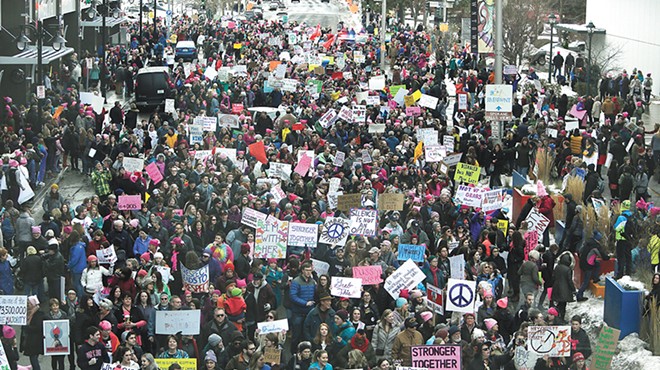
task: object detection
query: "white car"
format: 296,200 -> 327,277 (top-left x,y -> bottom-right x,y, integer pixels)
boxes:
269,2 -> 279,10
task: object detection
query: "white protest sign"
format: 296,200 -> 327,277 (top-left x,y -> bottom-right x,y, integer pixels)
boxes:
194,116 -> 217,132
458,93 -> 468,111
204,66 -> 218,80
0,295 -> 27,325
218,114 -> 240,128
165,98 -> 176,113
528,326 -> 572,357
449,255 -> 466,279
270,185 -> 286,204
337,106 -> 353,122
481,189 -> 505,212
515,346 -> 541,370
417,128 -> 438,145
455,185 -> 483,208
443,153 -> 463,167
267,162 -> 292,181
330,277 -> 363,298
0,338 -> 10,369
216,148 -> 237,164
443,135 -> 455,150
155,310 -> 201,335
365,95 -> 380,106
155,266 -> 171,284
524,208 -> 551,234
445,278 -> 477,313
368,75 -> 386,91
418,94 -> 439,109
318,109 -> 338,128
349,209 -> 378,236
258,319 -> 289,335
485,84 -> 513,121
287,222 -> 318,248
425,145 -> 447,162
393,88 -> 409,106
319,217 -> 350,246
242,208 -> 268,228
352,105 -> 367,123
122,157 -> 144,173
384,259 -> 426,299
189,124 -> 203,145
96,245 -> 117,265
334,151 -> 346,167
368,124 -> 386,133
311,258 -> 330,276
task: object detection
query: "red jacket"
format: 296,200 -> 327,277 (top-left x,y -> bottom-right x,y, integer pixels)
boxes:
537,196 -> 556,225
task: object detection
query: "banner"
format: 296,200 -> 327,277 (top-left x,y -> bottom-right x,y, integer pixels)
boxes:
352,266 -> 383,285
455,185 -> 483,208
155,310 -> 202,335
118,195 -> 142,210
122,157 -> 144,173
43,319 -> 70,355
481,189 -> 505,212
319,217 -> 351,246
411,346 -> 461,370
330,277 -> 363,298
454,163 -> 480,184
528,326 -> 572,357
255,218 -> 288,259
287,222 -> 318,248
349,209 -> 378,236
477,0 -> 494,53
257,319 -> 289,334
397,244 -> 426,262
242,208 -> 268,228
155,359 -> 197,370
180,264 -> 210,293
384,259 -> 426,298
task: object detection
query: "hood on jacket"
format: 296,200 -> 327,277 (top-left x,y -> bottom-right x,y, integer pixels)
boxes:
558,251 -> 574,268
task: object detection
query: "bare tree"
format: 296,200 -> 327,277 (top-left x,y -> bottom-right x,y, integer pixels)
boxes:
502,0 -> 546,65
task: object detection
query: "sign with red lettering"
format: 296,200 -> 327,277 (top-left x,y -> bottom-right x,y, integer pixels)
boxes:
411,345 -> 461,370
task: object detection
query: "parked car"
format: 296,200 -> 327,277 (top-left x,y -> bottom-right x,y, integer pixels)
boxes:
135,67 -> 173,110
268,1 -> 279,10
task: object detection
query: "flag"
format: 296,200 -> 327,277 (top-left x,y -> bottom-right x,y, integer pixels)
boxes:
310,24 -> 322,41
248,141 -> 268,164
322,34 -> 336,50
414,141 -> 424,162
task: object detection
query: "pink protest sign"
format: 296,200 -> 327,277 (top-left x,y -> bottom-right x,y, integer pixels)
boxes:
352,265 -> 383,285
294,154 -> 312,176
145,162 -> 163,184
569,104 -> 587,120
411,345 -> 461,370
406,106 -> 421,116
118,195 -> 142,210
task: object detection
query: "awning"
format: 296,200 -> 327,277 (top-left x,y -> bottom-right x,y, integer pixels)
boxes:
554,23 -> 606,35
0,46 -> 74,65
81,17 -> 130,28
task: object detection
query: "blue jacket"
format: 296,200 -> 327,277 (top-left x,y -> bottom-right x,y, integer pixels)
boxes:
68,242 -> 87,274
333,321 -> 356,347
133,236 -> 152,257
0,260 -> 14,294
290,275 -> 316,314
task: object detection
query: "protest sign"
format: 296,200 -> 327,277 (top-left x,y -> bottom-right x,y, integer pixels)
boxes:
481,189 -> 506,212
403,95 -> 416,107
330,277 -> 363,298
390,85 -> 406,97
524,208 -> 551,234
589,325 -> 620,370
318,109 -> 338,128
455,185 -> 483,208
384,259 -> 426,298
122,157 -> 144,173
155,266 -> 171,284
352,266 -> 383,285
418,94 -> 439,109
454,163 -> 481,184
96,245 -> 117,265
180,264 -> 210,293
497,219 -> 509,235
264,348 -> 281,365
216,148 -> 238,165
406,106 -> 421,116
416,128 -> 438,145
365,95 -> 380,106
514,346 -> 541,370
257,319 -> 289,334
338,106 -> 353,122
443,135 -> 455,150
118,195 -> 142,210
311,258 -> 330,276
349,208 -> 378,236
426,284 -> 444,315
194,116 -> 217,132
270,185 -> 286,204
337,193 -> 362,211
319,217 -> 351,246
411,346 -> 461,370
368,124 -> 386,133
393,88 -> 410,106
241,207 -> 267,228
524,230 -> 539,259
425,145 -> 446,162
528,326 -> 572,357
443,153 -> 463,167
155,359 -> 197,370
449,255 -> 466,279
43,320 -> 70,355
334,151 -> 346,167
361,149 -> 372,164
457,93 -> 468,111
378,193 -> 404,210
294,154 -> 312,176
218,114 -> 240,128
145,162 -> 163,184
155,310 -> 201,335
369,75 -> 385,90
445,278 -> 477,313
0,295 -> 27,325
397,244 -> 426,262
0,340 -> 10,370
288,222 -> 318,248
189,123 -> 203,145
352,105 -> 367,123
267,162 -> 292,181
255,218 -> 288,259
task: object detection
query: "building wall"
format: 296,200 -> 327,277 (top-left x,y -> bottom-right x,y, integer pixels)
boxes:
587,0 -> 660,96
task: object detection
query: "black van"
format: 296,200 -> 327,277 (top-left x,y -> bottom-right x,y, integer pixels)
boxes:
134,66 -> 173,110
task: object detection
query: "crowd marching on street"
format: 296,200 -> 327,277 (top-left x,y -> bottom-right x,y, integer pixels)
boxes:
0,4 -> 658,370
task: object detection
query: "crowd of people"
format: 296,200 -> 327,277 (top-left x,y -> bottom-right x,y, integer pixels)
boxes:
0,5 -> 658,370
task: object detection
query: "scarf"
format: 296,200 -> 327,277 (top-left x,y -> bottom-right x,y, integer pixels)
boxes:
171,250 -> 179,271
350,334 -> 370,353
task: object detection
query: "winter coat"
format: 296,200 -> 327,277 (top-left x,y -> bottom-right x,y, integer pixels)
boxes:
290,274 -> 316,314
371,323 -> 400,359
518,260 -> 541,292
551,253 -> 575,303
303,306 -> 336,342
537,196 -> 556,226
245,280 -> 277,324
20,310 -> 45,356
14,212 -> 35,242
81,266 -> 112,294
68,242 -> 88,274
44,251 -> 66,280
20,254 -> 44,283
0,259 -> 14,294
579,237 -> 610,271
391,329 -> 424,366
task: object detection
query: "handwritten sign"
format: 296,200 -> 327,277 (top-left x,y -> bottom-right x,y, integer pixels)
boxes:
255,218 -> 288,259
481,189 -> 505,212
384,259 -> 426,299
368,124 -> 386,133
445,278 -> 476,313
352,105 -> 367,123
96,245 -> 117,265
122,157 -> 144,173
0,295 -> 27,325
264,348 -> 281,365
155,359 -> 197,370
425,144 -> 447,162
218,114 -> 240,128
369,75 -> 385,90
378,193 -> 404,211
411,346 -> 461,370
118,195 -> 142,210
311,258 -> 330,276
180,264 -> 209,293
443,135 -> 455,150
194,116 -> 217,132
330,277 -> 363,298
319,217 -> 351,246
524,208 -> 551,234
454,163 -> 481,184
590,325 -> 621,370
514,346 -> 541,370
155,310 -> 201,335
242,207 -> 268,228
352,265 -> 383,285
337,194 -> 362,212
145,162 -> 163,184
417,128 -> 438,145
397,244 -> 426,262
287,222 -> 318,248
349,209 -> 378,236
443,153 -> 463,167
528,326 -> 572,357
418,94 -> 439,109
455,185 -> 483,208
257,319 -> 289,334
294,154 -> 312,176
406,106 -> 421,116
449,255 -> 466,279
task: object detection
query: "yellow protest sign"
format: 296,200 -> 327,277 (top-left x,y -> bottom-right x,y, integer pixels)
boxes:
233,43 -> 242,49
322,56 -> 335,65
454,162 -> 481,184
412,89 -> 422,101
404,95 -> 416,107
331,91 -> 341,101
155,358 -> 197,370
308,64 -> 319,72
497,219 -> 508,235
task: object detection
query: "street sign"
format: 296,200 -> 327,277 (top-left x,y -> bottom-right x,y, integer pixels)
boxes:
36,85 -> 45,99
429,1 -> 440,7
485,84 -> 513,121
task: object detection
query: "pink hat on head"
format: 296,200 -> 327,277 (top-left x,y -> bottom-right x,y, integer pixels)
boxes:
99,320 -> 112,331
8,160 -> 18,168
236,279 -> 247,288
497,297 -> 508,309
19,157 -> 27,165
31,226 -> 41,234
548,307 -> 559,317
2,326 -> 16,339
420,311 -> 433,323
149,239 -> 161,246
129,219 -> 139,228
484,318 -> 498,331
536,180 -> 548,197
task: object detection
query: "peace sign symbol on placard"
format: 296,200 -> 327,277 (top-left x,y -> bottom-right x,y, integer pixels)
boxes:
449,283 -> 474,308
326,222 -> 345,239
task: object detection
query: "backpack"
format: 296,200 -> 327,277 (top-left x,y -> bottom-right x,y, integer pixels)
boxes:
622,213 -> 639,241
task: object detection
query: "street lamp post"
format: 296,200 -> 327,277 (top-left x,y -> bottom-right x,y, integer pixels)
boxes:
139,0 -> 143,44
586,21 -> 595,97
548,13 -> 557,84
102,0 -> 107,59
380,0 -> 386,72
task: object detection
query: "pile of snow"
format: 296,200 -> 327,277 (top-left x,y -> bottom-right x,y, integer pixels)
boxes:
616,276 -> 647,292
612,333 -> 660,370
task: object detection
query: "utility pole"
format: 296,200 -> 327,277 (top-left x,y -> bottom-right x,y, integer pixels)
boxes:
494,0 -> 503,84
380,0 -> 386,71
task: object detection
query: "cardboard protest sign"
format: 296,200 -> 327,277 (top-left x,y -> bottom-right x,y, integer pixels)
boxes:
349,209 -> 378,236
255,218 -> 288,259
455,185 -> 483,208
397,244 -> 426,262
180,264 -> 210,293
589,325 -> 621,370
264,348 -> 281,365
337,193 -> 362,211
378,193 -> 404,210
454,163 -> 481,184
287,222 -> 318,248
352,265 -> 383,285
527,326 -> 572,357
118,195 -> 142,210
330,277 -> 363,298
411,346 -> 461,370
384,259 -> 426,298
43,320 -> 70,355
242,207 -> 267,228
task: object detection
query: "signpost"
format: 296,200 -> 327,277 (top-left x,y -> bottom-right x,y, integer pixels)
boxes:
485,84 -> 513,121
